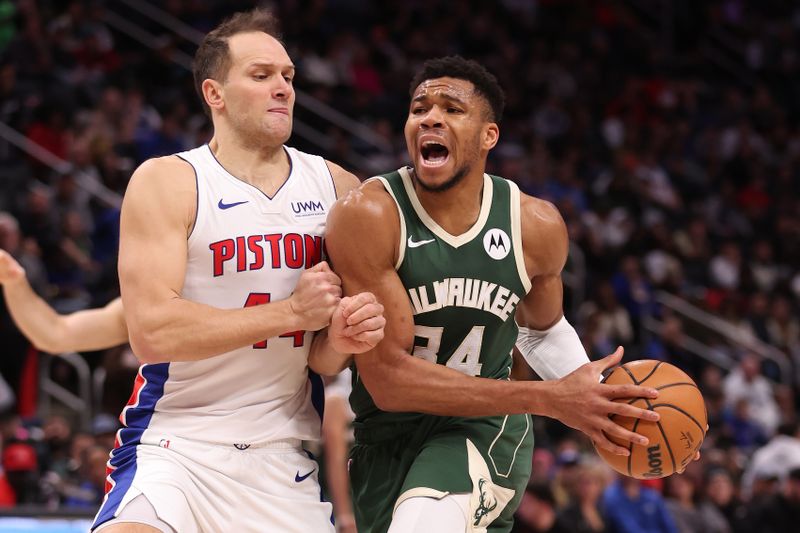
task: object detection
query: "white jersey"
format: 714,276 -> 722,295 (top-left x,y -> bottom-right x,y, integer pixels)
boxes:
120,144 -> 337,445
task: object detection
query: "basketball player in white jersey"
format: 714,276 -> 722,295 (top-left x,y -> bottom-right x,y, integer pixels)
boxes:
91,9 -> 384,533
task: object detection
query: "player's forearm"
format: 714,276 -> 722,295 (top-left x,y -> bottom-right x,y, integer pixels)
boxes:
322,399 -> 355,524
361,351 -> 558,417
308,330 -> 352,376
126,297 -> 303,363
2,279 -> 66,353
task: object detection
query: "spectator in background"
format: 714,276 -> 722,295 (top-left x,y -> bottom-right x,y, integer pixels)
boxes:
664,470 -> 731,533
749,467 -> 800,533
704,468 -> 746,533
578,280 -> 634,348
602,475 -> 678,533
740,422 -> 800,499
709,241 -> 744,292
60,444 -> 106,509
2,441 -> 40,504
513,482 -> 569,533
557,461 -> 609,533
766,295 -> 800,355
611,256 -> 655,342
723,353 -> 780,437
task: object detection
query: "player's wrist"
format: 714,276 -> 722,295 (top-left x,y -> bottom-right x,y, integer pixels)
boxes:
1,274 -> 28,291
281,297 -> 306,332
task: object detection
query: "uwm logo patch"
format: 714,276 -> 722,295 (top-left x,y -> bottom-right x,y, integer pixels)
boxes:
291,199 -> 326,218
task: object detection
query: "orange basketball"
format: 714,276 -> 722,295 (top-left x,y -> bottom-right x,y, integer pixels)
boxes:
595,360 -> 707,479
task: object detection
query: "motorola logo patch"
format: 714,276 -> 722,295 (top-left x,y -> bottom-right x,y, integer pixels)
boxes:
483,228 -> 510,260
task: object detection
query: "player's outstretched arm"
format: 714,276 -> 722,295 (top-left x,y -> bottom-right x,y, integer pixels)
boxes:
119,157 -> 341,363
514,195 -> 659,454
308,293 -> 385,376
0,250 -> 128,353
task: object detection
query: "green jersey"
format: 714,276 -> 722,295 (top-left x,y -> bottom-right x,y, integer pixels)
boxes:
350,167 -> 531,427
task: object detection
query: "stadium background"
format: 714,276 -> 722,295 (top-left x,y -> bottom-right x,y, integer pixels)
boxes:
0,0 -> 799,531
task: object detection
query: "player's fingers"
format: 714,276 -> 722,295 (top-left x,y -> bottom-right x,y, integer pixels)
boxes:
310,261 -> 331,272
605,384 -> 658,400
341,292 -> 377,317
591,434 -> 630,457
602,419 -> 650,447
343,316 -> 386,337
350,329 -> 385,346
606,401 -> 660,422
345,303 -> 384,325
322,271 -> 341,286
596,346 -> 624,373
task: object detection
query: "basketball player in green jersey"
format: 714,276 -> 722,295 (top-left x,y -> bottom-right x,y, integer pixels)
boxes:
325,56 -> 661,533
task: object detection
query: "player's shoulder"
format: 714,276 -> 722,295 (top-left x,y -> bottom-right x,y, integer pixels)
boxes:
519,191 -> 565,231
335,175 -> 395,211
518,191 -> 568,272
326,178 -> 399,263
323,159 -> 360,198
124,155 -> 198,215
131,155 -> 195,184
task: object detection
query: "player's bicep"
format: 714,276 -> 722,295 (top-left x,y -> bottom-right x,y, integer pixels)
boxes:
515,273 -> 565,330
325,187 -> 415,370
118,159 -> 194,325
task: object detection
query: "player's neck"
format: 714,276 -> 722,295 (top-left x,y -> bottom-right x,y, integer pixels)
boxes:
414,169 -> 486,236
208,135 -> 290,195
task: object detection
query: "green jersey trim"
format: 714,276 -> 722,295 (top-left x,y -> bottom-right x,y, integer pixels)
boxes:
397,167 -> 494,249
369,175 -> 407,269
508,180 -> 532,293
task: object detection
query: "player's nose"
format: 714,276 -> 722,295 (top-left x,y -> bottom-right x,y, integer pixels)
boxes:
421,106 -> 444,129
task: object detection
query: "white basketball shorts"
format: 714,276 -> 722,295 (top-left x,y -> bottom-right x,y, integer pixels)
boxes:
91,432 -> 334,533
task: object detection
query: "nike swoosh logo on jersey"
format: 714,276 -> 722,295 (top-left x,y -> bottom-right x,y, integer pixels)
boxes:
218,199 -> 249,210
407,236 -> 435,248
295,469 -> 315,482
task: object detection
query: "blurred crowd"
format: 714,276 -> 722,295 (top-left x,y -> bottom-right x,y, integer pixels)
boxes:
0,0 -> 799,530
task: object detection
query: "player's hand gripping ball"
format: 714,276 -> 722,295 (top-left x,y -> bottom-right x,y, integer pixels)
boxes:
596,360 -> 707,479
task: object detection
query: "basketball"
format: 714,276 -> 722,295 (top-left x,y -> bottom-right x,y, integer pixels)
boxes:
595,360 -> 707,479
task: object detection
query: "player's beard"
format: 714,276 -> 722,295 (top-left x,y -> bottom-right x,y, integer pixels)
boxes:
415,164 -> 470,193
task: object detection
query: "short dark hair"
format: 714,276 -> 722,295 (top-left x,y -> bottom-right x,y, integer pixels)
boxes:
193,8 -> 283,117
409,56 -> 505,123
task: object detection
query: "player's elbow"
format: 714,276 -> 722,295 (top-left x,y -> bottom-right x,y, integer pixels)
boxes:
31,338 -> 67,355
367,384 -> 405,412
128,327 -> 170,363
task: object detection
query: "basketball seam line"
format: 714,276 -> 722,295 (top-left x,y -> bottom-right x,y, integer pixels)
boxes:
656,382 -> 701,391
637,362 -> 662,386
655,418 -> 677,475
649,404 -> 707,436
620,365 -> 639,385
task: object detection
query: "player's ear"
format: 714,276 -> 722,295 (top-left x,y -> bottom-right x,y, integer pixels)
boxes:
203,79 -> 224,112
482,122 -> 499,151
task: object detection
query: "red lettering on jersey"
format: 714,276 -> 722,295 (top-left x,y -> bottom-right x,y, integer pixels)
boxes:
243,292 -> 306,349
236,236 -> 247,272
247,235 -> 264,270
264,233 -> 282,268
209,239 -> 235,277
284,233 -> 304,269
280,330 -> 305,347
244,292 -> 271,348
305,235 -> 323,268
212,233 -> 323,274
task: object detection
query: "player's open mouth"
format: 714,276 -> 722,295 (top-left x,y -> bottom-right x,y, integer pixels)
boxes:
420,141 -> 450,168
